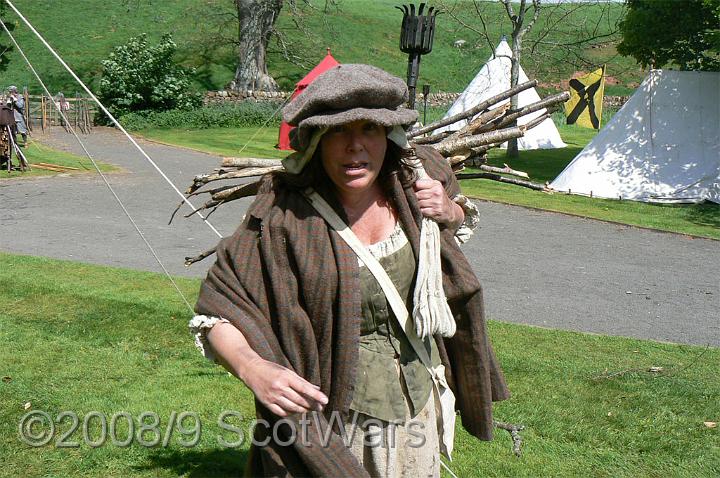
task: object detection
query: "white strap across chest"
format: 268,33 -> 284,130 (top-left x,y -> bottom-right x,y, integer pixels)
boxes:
303,189 -> 436,373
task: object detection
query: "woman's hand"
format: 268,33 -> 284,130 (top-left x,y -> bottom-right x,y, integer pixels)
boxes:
413,178 -> 464,228
206,321 -> 328,418
242,358 -> 329,417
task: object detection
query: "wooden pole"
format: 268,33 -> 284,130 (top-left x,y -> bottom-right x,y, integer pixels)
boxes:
23,87 -> 30,132
87,99 -> 93,132
41,95 -> 46,131
80,99 -> 85,133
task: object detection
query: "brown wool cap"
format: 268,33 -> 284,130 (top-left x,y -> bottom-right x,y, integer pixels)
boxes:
282,64 -> 418,151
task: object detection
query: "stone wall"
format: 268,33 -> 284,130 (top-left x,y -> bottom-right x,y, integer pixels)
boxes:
204,90 -> 291,105
204,90 -> 628,109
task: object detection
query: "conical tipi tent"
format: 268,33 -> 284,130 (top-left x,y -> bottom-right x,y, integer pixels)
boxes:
550,70 -> 719,204
278,49 -> 339,150
436,38 -> 565,150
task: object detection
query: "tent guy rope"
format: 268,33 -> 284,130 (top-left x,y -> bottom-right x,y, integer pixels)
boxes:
3,0 -> 222,240
1,1 -> 211,312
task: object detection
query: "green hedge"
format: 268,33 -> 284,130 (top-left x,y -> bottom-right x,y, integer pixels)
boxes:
119,101 -> 284,130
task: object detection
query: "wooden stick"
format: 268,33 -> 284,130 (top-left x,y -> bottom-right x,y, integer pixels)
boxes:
470,142 -> 503,156
187,166 -> 282,193
523,111 -> 552,131
221,157 -> 282,168
185,246 -> 218,266
477,91 -> 570,133
456,172 -> 546,191
172,180 -> 263,224
41,95 -> 46,131
23,88 -> 30,132
184,181 -> 264,219
494,421 -> 525,457
210,180 -> 262,201
433,126 -> 524,156
447,153 -> 472,167
31,164 -> 72,172
407,79 -> 538,138
34,162 -> 81,170
411,131 -> 450,145
446,104 -> 510,141
479,163 -> 529,178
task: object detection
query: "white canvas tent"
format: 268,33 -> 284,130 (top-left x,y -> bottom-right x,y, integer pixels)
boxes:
436,38 -> 566,150
550,70 -> 720,204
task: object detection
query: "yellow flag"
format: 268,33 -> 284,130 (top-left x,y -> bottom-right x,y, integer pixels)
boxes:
565,66 -> 605,129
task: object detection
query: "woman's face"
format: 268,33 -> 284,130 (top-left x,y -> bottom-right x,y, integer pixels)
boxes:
320,120 -> 387,199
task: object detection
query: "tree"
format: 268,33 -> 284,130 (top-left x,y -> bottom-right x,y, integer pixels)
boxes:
500,0 -> 541,158
191,0 -> 340,92
440,0 -> 624,158
617,0 -> 720,71
0,3 -> 14,73
98,34 -> 200,117
231,0 -> 283,92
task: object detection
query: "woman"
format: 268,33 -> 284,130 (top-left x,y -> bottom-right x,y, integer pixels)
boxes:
191,64 -> 509,477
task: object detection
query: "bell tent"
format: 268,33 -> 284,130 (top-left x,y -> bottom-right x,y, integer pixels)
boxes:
435,38 -> 566,150
278,49 -> 339,150
550,70 -> 720,204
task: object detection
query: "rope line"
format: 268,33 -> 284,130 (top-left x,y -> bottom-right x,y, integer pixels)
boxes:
4,0 -> 222,239
236,95 -> 291,156
1,8 -> 195,313
3,7 -> 464,476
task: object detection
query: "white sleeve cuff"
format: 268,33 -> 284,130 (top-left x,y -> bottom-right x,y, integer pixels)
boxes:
452,195 -> 480,244
188,315 -> 230,363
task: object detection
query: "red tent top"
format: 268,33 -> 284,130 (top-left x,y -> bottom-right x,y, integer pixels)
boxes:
296,49 -> 340,90
278,49 -> 339,150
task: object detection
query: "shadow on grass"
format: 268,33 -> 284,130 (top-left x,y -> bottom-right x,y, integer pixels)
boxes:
136,448 -> 249,477
486,146 -> 584,184
683,202 -> 720,230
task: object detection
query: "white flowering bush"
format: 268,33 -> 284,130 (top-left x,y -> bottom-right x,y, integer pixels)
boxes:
98,34 -> 200,118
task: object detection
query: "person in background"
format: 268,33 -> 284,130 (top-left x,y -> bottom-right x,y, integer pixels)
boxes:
7,86 -> 27,146
55,92 -> 71,128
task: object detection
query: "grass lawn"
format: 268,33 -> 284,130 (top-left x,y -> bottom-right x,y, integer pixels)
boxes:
137,127 -> 281,159
137,125 -> 720,240
0,140 -> 117,179
3,1 -> 642,94
1,252 -> 718,477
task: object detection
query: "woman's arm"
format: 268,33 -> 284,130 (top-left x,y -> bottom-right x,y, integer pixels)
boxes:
206,321 -> 328,417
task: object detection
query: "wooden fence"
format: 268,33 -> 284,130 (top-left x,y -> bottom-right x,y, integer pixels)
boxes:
23,90 -> 96,134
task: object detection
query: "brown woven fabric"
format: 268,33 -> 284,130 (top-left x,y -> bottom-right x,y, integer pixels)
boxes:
195,145 -> 510,477
282,64 -> 418,152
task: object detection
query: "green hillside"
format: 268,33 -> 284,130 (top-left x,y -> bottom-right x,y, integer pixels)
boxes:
1,0 -> 645,96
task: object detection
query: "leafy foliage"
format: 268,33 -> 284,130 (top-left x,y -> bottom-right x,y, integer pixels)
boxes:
119,101 -> 282,130
617,0 -> 720,71
0,3 -> 14,73
98,33 -> 200,117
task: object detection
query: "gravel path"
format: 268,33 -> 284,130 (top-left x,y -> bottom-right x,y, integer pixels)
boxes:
1,127 -> 718,347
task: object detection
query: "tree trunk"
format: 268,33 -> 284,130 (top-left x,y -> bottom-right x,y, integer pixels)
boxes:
232,0 -> 282,92
506,33 -> 521,158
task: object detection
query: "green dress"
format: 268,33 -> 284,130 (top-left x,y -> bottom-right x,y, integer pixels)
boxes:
349,222 -> 441,424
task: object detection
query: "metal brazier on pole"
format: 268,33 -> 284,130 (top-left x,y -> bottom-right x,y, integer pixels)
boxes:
396,3 -> 439,110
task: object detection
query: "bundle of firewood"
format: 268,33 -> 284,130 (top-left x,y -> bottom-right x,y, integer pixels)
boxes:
176,80 -> 569,234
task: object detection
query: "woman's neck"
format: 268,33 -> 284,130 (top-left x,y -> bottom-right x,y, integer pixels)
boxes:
337,184 -> 385,221
336,184 -> 397,245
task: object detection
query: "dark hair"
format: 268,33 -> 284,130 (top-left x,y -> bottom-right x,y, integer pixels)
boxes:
273,137 -> 417,195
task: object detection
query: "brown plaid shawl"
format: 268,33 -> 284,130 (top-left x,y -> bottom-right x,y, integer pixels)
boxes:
195,145 -> 510,477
